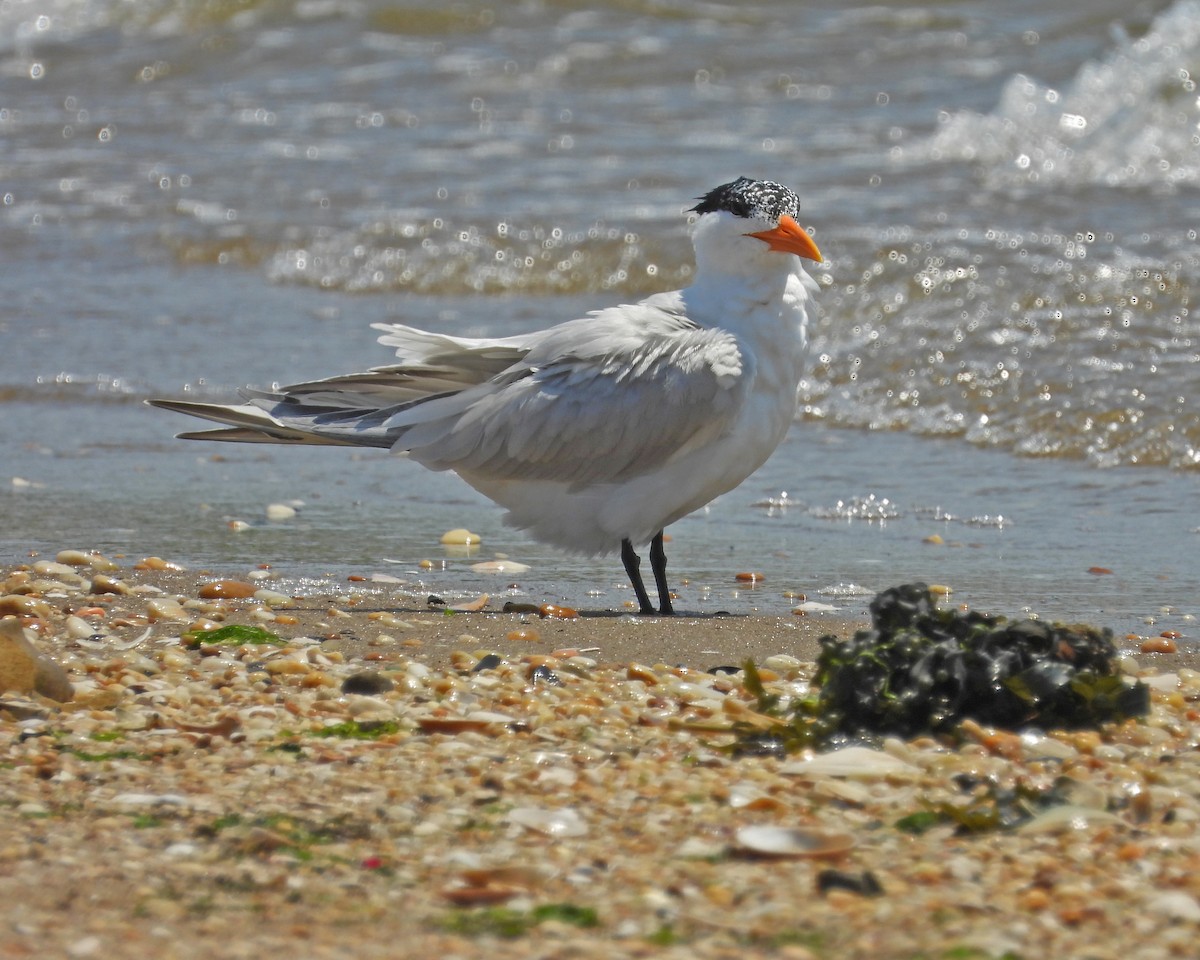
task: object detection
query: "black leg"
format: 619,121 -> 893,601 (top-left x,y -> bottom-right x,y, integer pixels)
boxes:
649,530 -> 674,615
621,538 -> 655,615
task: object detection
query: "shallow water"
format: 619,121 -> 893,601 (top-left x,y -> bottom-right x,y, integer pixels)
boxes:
1,0 -> 1196,638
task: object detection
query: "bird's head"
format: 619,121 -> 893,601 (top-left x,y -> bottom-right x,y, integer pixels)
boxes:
689,177 -> 823,264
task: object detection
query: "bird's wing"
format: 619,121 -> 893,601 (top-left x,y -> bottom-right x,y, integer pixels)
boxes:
388,297 -> 753,489
249,324 -> 534,409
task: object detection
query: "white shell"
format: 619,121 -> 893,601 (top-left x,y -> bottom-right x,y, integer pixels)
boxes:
781,746 -> 921,779
1017,805 -> 1123,834
734,825 -> 855,858
507,806 -> 588,838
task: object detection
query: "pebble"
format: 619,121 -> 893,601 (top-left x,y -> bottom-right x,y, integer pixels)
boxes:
471,560 -> 531,574
197,580 -> 257,600
341,671 -> 395,696
31,560 -> 83,578
265,502 -> 297,520
507,806 -> 588,837
146,598 -> 188,622
90,574 -> 130,596
0,595 -> 52,618
440,528 -> 481,545
137,556 -> 186,571
253,588 -> 293,607
0,620 -> 73,701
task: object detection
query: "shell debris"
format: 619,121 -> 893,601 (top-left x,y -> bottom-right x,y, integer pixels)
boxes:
0,549 -> 1199,958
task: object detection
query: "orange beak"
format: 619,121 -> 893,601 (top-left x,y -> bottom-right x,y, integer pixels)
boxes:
746,214 -> 823,262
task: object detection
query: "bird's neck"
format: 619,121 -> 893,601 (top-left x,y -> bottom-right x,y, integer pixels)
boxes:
687,256 -> 809,332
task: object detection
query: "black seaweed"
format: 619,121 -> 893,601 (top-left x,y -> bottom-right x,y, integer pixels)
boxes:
730,582 -> 1149,753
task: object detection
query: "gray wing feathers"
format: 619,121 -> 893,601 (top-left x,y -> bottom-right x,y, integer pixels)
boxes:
395,318 -> 749,488
151,296 -> 753,484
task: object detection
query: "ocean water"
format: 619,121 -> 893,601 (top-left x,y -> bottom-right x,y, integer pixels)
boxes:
1,0 -> 1196,638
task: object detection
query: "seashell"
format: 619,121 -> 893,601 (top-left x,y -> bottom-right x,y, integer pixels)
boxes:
626,662 -> 660,685
728,782 -> 783,811
450,593 -> 489,612
507,805 -> 588,837
1017,805 -> 1123,834
792,600 -> 840,613
734,825 -> 855,858
416,711 -> 514,735
1147,892 -> 1200,922
471,560 -> 531,574
781,746 -> 920,779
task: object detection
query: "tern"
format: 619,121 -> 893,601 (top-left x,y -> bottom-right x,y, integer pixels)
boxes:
151,177 -> 824,615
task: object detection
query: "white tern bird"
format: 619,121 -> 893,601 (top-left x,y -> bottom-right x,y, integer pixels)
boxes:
151,177 -> 824,615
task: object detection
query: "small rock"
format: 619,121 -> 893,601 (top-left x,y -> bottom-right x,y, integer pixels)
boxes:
341,671 -> 395,696
198,580 -> 257,600
266,502 -> 297,521
0,595 -> 52,618
0,620 -> 73,702
90,574 -> 130,596
440,527 -> 481,545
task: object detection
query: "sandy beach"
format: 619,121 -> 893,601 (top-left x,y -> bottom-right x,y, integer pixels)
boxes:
1,547 -> 1198,959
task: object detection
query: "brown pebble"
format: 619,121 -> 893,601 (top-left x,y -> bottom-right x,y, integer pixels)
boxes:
506,628 -> 540,642
0,595 -> 52,618
440,885 -> 520,906
735,572 -> 765,583
626,663 -> 660,685
0,620 -> 73,702
198,580 -> 257,600
136,556 -> 185,572
1160,630 -> 1183,640
1087,566 -> 1114,575
539,603 -> 578,619
1140,636 -> 1177,654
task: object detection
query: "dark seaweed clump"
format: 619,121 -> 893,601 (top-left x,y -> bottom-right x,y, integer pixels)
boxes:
813,582 -> 1149,739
